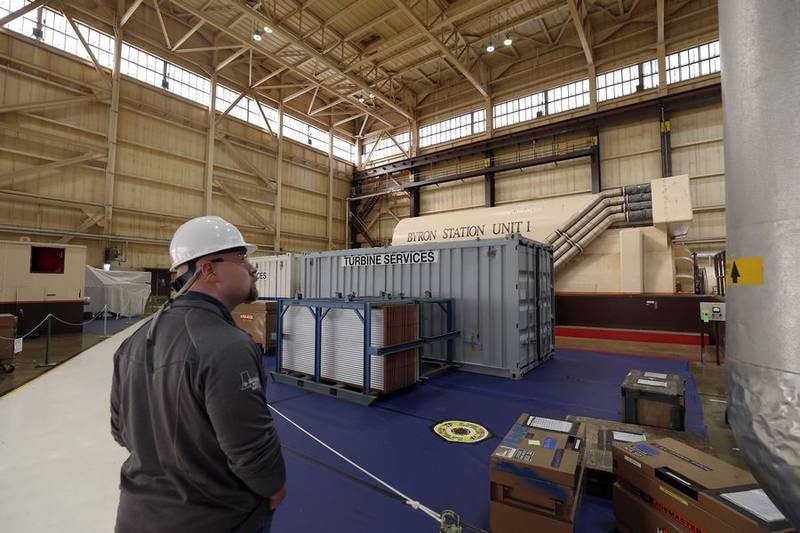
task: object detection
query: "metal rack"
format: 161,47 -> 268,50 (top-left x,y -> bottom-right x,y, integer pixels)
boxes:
271,295 -> 459,405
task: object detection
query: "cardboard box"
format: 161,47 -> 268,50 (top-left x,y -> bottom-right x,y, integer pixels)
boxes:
0,314 -> 17,362
233,301 -> 277,352
613,438 -> 795,533
491,474 -> 583,533
622,369 -> 686,430
566,415 -> 710,498
490,414 -> 585,530
613,481 -> 685,533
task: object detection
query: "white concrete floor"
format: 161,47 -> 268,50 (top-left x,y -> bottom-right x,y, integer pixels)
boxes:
0,323 -> 141,532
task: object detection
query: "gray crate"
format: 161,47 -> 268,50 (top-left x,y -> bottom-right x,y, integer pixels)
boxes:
301,235 -> 554,379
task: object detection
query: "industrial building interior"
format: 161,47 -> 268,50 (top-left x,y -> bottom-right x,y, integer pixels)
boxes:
0,0 -> 797,531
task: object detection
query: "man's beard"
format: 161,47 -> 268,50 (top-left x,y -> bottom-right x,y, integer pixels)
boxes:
246,281 -> 259,303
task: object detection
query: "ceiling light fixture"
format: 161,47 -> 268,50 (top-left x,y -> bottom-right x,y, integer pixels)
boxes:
252,30 -> 262,41
486,42 -> 495,53
263,25 -> 273,34
503,36 -> 513,46
368,93 -> 375,98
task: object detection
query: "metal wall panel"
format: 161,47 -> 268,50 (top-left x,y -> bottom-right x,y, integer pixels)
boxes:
252,253 -> 301,298
301,235 -> 554,379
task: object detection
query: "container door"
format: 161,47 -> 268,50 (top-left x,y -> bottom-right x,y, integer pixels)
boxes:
538,247 -> 555,359
518,243 -> 535,368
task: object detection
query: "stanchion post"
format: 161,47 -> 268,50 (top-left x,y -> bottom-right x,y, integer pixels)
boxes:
36,314 -> 57,368
103,304 -> 108,336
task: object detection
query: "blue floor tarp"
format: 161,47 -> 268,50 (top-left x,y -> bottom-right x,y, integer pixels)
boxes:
264,349 -> 707,532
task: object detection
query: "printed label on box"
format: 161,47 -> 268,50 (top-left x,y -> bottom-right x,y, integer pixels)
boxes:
644,371 -> 668,379
624,455 -> 642,468
637,378 -> 669,388
613,431 -> 647,443
14,338 -> 22,354
636,444 -> 659,456
542,437 -> 557,449
528,416 -> 573,433
495,446 -> 516,458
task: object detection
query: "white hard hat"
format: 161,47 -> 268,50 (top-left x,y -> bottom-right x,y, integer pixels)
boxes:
169,216 -> 257,271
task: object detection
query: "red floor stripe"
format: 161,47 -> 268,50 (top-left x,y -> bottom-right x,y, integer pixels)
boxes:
556,326 -> 711,346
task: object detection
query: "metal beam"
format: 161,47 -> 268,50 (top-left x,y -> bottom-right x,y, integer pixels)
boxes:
334,113 -> 365,127
386,130 -> 409,158
354,84 -> 722,181
169,0 -> 397,128
283,84 -> 318,103
215,46 -> 248,72
0,95 -> 98,115
214,179 -> 275,232
328,130 -> 334,249
175,44 -> 242,54
0,0 -> 49,27
120,0 -> 145,27
400,148 -> 593,191
390,0 -> 488,98
60,3 -> 113,89
251,94 -> 275,136
376,1 -> 565,81
274,101 -> 284,251
0,152 -> 105,189
59,212 -> 105,243
568,0 -> 593,65
217,90 -> 246,120
171,19 -> 203,51
225,0 -> 413,121
104,0 -> 124,235
204,73 -> 217,214
218,136 -> 277,190
152,0 -> 171,49
660,107 -> 672,178
590,131 -> 601,193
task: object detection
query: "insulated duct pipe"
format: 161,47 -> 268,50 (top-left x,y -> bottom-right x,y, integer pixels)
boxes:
551,190 -> 653,267
545,188 -> 622,244
555,212 -> 627,270
552,197 -> 625,253
720,1 -> 800,525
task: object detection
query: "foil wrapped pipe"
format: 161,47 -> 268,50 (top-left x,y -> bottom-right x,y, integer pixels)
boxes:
720,0 -> 800,525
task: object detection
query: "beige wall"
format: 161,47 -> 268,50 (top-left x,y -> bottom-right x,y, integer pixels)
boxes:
392,194 -> 677,293
0,32 -> 352,271
365,101 -> 726,257
0,241 -> 86,301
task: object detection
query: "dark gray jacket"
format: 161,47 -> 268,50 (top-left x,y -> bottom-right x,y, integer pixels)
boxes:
111,294 -> 286,533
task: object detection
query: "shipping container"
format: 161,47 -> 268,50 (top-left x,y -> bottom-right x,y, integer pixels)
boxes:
251,253 -> 301,299
301,235 -> 555,379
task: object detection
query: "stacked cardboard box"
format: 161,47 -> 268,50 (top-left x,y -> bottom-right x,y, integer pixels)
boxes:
376,303 -> 419,393
490,414 -> 586,533
613,438 -> 795,533
233,301 -> 278,352
566,415 -> 710,498
622,369 -> 686,430
0,314 -> 17,364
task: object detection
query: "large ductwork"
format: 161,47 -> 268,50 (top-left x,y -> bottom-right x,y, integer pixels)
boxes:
546,183 -> 653,270
720,0 -> 800,525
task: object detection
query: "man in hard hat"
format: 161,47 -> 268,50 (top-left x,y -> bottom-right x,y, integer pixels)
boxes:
110,216 -> 286,533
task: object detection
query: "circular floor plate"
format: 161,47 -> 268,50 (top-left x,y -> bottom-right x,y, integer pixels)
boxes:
432,420 -> 491,443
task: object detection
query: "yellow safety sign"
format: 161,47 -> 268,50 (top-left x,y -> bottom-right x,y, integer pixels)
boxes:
726,256 -> 764,286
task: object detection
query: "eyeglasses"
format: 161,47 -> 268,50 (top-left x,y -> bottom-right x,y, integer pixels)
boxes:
209,255 -> 254,270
